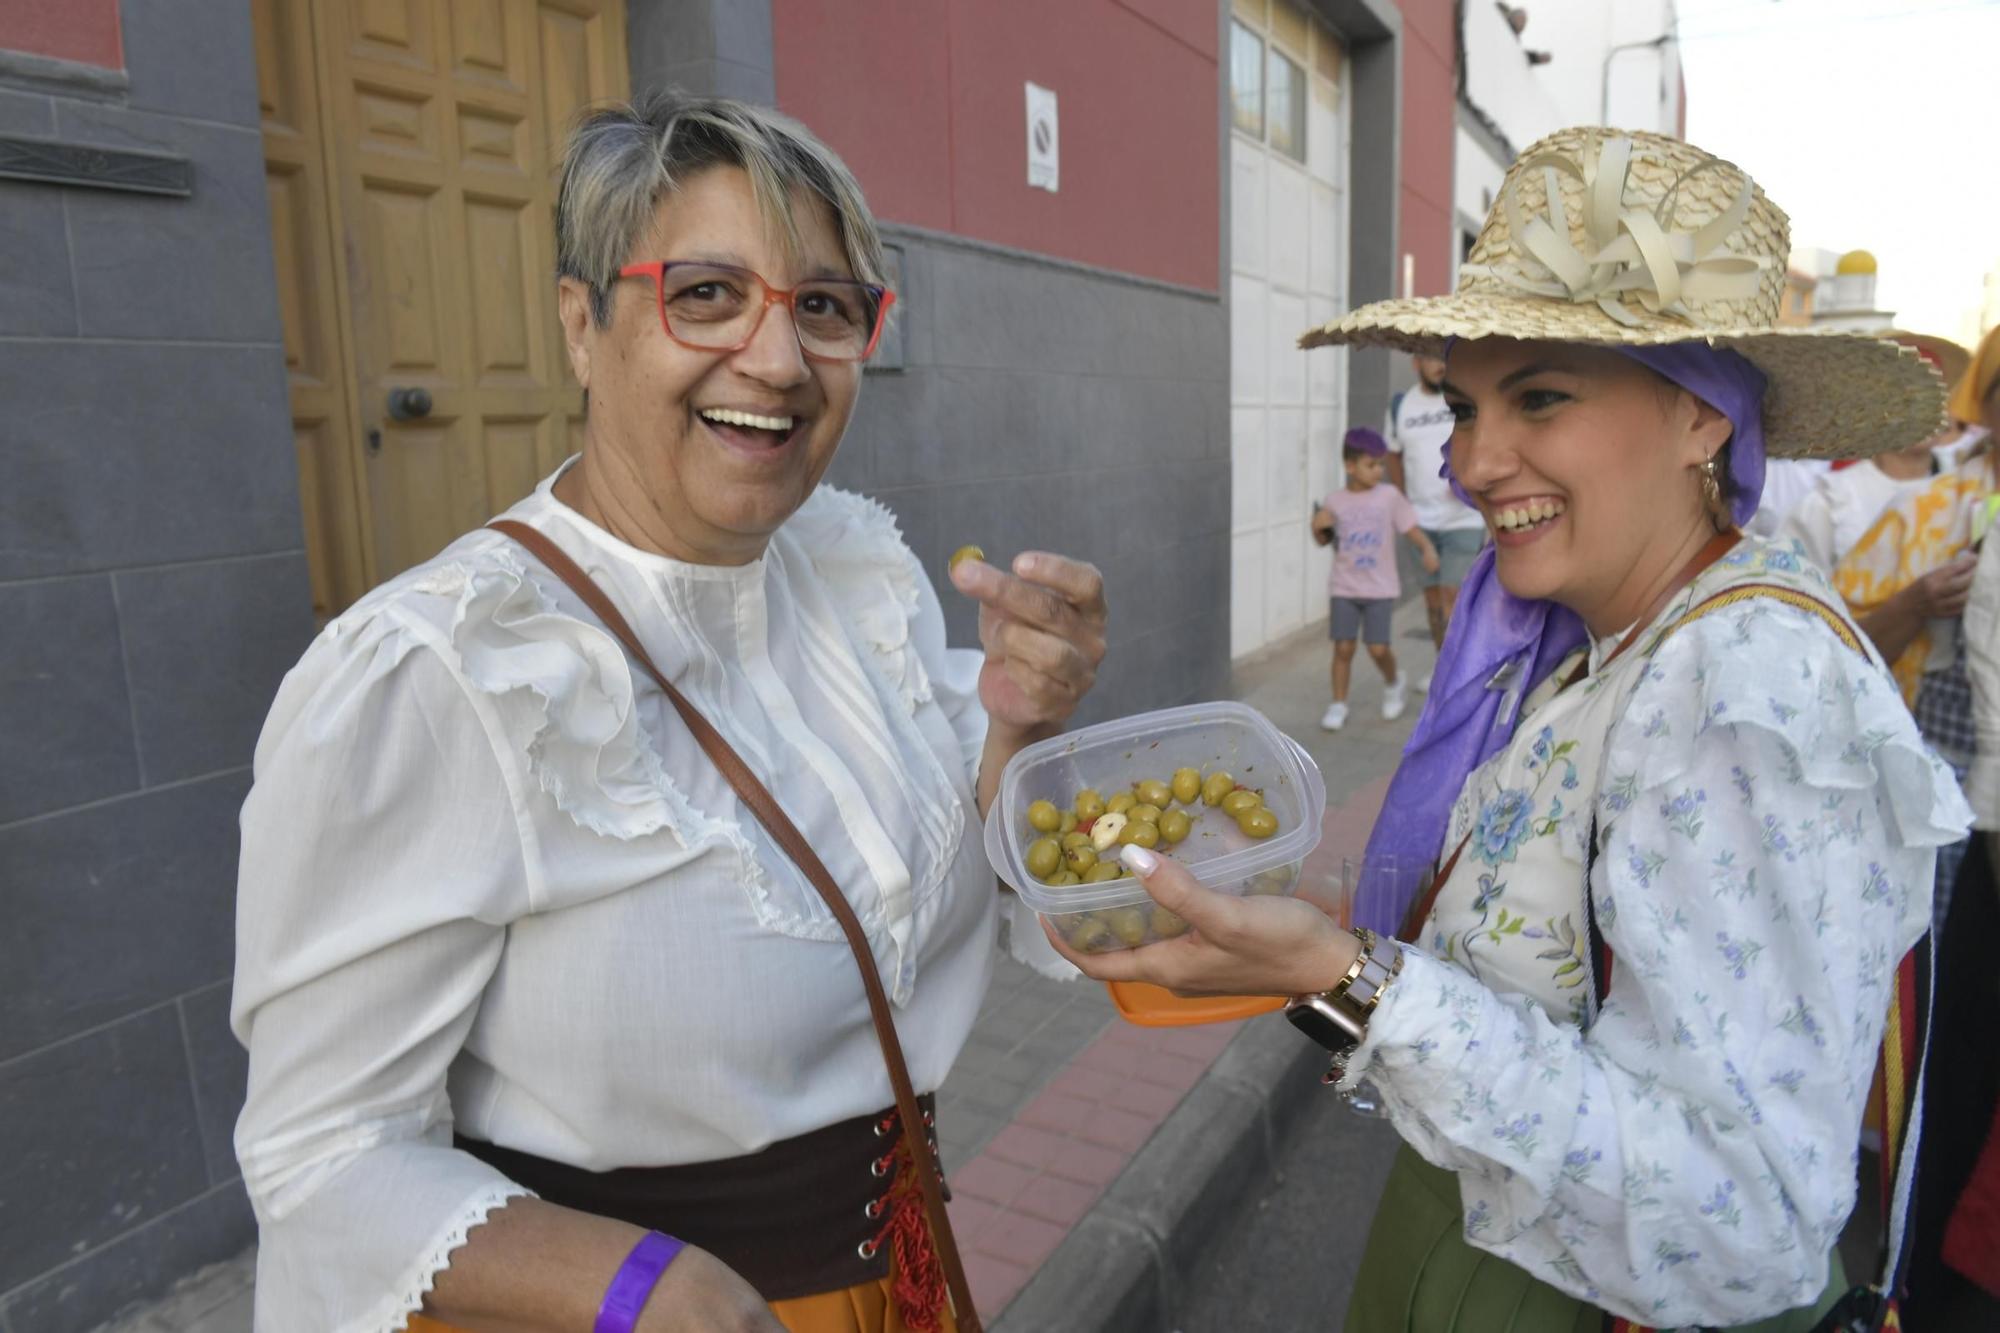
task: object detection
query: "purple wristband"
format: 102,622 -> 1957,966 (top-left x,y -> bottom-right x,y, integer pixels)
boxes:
594,1231 -> 685,1333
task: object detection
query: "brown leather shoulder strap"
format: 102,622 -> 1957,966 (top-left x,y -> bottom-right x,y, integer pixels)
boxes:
487,520 -> 980,1331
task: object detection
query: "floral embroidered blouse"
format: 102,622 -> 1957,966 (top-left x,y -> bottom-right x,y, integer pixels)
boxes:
1344,538 -> 1971,1326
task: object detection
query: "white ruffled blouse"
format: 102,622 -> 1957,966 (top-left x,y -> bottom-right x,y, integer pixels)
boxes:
231,467 -> 997,1332
1346,539 -> 1971,1326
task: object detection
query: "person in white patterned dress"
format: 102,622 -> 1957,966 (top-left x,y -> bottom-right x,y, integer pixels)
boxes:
1053,127 -> 1966,1331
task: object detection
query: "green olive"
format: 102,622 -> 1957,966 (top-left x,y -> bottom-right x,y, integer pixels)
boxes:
1025,837 -> 1062,878
1073,789 -> 1106,821
1106,792 -> 1137,816
1026,800 -> 1061,833
948,544 -> 985,572
1066,916 -> 1116,952
1150,907 -> 1191,939
1117,820 -> 1161,849
1048,869 -> 1082,886
1220,788 -> 1262,818
1170,768 -> 1202,804
1102,907 -> 1150,946
1083,861 -> 1124,883
1158,810 -> 1192,844
1064,845 -> 1099,875
1236,807 -> 1279,839
1201,772 -> 1236,806
1133,779 -> 1172,808
1060,830 -> 1093,851
1059,810 -> 1078,835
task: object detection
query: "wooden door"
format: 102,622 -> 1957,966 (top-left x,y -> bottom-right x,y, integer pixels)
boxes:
257,0 -> 627,618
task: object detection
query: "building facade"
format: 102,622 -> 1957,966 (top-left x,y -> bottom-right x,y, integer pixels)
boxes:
1453,0 -> 1684,268
0,2 -> 1449,1326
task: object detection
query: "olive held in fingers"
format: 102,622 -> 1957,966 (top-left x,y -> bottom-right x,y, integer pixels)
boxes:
948,544 -> 986,573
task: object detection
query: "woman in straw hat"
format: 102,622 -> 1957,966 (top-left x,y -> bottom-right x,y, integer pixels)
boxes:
1054,127 -> 1969,1330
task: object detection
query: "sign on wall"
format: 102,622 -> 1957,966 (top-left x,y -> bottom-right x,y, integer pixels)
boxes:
1025,81 -> 1058,192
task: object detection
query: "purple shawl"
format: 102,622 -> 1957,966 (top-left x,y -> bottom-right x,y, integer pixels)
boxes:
1351,343 -> 1769,935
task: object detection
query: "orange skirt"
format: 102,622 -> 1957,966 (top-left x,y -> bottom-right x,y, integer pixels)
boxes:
405,1274 -> 958,1332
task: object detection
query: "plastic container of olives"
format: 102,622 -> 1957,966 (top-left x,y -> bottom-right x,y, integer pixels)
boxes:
983,701 -> 1325,955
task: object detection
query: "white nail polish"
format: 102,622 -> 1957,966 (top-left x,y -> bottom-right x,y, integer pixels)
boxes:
1121,845 -> 1159,876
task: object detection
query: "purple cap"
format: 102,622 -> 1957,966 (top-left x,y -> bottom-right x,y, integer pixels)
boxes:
1343,426 -> 1388,457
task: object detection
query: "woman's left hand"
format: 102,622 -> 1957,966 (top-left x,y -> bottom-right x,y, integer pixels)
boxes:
952,551 -> 1107,734
1045,845 -> 1362,998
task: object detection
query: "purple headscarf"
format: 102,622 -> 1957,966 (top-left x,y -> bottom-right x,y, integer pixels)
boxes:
1351,342 -> 1769,936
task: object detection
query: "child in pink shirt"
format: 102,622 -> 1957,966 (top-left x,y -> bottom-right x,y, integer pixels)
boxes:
1311,427 -> 1438,730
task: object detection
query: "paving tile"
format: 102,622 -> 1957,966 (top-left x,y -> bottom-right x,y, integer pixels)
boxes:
1080,1038 -> 1146,1079
981,1123 -> 1068,1170
1073,1104 -> 1157,1154
943,1195 -> 1002,1248
975,1209 -> 1069,1272
1043,1064 -> 1121,1104
1006,1173 -> 1102,1230
1107,1077 -> 1189,1121
1015,1089 -> 1096,1134
1042,1137 -> 1130,1189
1131,1050 -> 1213,1094
951,1155 -> 1034,1208
962,1252 -> 1031,1315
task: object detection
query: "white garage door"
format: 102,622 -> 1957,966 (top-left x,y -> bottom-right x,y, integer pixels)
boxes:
1228,0 -> 1349,660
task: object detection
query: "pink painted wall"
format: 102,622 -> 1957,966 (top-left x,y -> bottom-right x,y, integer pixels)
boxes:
0,0 -> 122,68
773,0 -> 1222,292
1397,0 -> 1457,296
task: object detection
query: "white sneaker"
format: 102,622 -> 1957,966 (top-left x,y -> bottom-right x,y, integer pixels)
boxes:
1320,701 -> 1349,731
1416,671 -> 1432,694
1382,674 -> 1409,721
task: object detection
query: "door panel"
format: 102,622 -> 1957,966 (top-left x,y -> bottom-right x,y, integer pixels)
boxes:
254,0 -> 371,619
260,0 -> 625,615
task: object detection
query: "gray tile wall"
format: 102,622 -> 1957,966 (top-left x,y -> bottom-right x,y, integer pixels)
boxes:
0,7 -> 308,1328
830,230 -> 1234,724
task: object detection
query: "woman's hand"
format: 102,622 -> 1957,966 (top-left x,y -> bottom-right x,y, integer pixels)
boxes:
640,1247 -> 786,1332
952,551 -> 1108,735
1043,845 -> 1362,998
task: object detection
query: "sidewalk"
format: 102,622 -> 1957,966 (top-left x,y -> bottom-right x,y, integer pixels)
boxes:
99,603 -> 1434,1333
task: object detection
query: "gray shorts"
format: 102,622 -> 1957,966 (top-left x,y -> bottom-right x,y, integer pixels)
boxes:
1421,526 -> 1486,589
1330,596 -> 1393,645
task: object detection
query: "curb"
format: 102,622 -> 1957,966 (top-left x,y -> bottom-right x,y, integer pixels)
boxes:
990,1013 -> 1327,1332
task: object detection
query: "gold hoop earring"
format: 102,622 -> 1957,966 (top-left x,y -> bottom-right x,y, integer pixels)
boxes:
1700,457 -> 1723,515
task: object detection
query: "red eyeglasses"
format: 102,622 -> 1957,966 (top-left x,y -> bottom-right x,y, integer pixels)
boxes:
616,260 -> 895,363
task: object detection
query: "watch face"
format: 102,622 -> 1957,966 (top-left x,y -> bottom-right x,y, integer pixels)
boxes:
1285,997 -> 1359,1052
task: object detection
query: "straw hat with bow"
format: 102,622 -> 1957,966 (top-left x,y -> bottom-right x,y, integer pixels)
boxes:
1301,126 -> 1947,460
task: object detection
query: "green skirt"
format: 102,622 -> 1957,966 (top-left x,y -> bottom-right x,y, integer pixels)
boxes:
1345,1145 -> 1845,1333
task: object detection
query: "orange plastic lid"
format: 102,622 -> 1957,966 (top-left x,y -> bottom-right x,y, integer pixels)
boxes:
1106,980 -> 1285,1028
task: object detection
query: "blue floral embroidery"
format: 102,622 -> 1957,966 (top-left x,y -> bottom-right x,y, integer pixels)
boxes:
1474,788 -> 1535,866
1492,1111 -> 1544,1157
1731,765 -> 1756,805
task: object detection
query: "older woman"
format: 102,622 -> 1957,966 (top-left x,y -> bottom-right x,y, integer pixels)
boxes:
232,92 -> 1105,1333
1056,128 -> 1966,1331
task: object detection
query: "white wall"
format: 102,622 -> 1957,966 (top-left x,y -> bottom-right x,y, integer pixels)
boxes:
1462,0 -> 1682,151
1461,0 -> 1564,150
1528,0 -> 1682,133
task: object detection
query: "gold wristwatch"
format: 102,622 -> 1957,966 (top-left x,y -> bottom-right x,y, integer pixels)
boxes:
1283,928 -> 1404,1054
